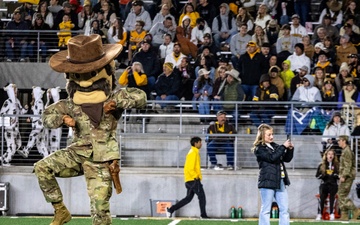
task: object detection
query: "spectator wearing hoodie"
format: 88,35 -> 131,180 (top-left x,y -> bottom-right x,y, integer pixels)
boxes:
287,43 -> 311,74
281,59 -> 295,100
124,0 -> 152,31
250,74 -> 279,127
176,15 -> 198,59
268,66 -> 285,100
292,74 -> 322,102
149,16 -> 176,49
290,65 -> 308,96
211,3 -> 237,49
178,3 -> 200,28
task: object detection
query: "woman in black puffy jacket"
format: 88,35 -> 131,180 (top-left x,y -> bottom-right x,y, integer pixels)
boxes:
251,123 -> 294,225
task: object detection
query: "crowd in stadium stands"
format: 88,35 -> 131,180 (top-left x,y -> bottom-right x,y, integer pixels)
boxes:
2,0 -> 360,120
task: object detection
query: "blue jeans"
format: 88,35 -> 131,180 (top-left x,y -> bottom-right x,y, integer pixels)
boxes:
5,41 -> 28,60
241,84 -> 257,101
155,95 -> 179,108
147,76 -> 156,93
259,180 -> 289,225
294,2 -> 310,26
207,140 -> 234,166
250,110 -> 274,128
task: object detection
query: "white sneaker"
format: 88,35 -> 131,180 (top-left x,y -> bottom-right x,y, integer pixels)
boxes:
315,214 -> 322,220
6,58 -> 12,62
214,164 -> 224,170
19,58 -> 26,62
330,213 -> 335,220
166,207 -> 172,218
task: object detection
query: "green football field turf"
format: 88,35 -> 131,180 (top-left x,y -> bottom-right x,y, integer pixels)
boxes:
0,217 -> 359,225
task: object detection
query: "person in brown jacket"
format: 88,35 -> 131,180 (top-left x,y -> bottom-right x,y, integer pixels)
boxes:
268,65 -> 285,100
176,15 -> 198,58
336,34 -> 358,67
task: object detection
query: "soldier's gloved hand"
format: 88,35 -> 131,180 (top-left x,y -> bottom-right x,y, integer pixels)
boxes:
63,115 -> 75,127
104,100 -> 116,114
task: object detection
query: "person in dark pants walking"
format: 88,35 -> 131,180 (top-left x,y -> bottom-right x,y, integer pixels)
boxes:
166,136 -> 209,219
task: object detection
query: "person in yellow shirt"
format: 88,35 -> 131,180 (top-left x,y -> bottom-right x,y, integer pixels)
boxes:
57,14 -> 74,49
128,20 -> 147,62
166,136 -> 209,219
178,3 -> 200,28
119,61 -> 149,97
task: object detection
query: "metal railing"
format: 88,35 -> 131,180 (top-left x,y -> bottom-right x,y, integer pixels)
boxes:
1,100 -> 359,170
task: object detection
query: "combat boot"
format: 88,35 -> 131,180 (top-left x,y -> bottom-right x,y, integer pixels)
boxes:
352,208 -> 360,220
50,202 -> 71,225
338,212 -> 349,221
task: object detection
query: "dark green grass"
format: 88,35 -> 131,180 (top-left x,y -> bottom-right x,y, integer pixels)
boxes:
0,217 -> 359,225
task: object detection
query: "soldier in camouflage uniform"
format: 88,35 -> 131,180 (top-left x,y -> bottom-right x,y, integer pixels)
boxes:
34,34 -> 147,225
337,135 -> 360,221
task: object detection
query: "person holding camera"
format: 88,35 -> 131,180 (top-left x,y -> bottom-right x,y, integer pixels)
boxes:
118,61 -> 149,97
252,123 -> 294,225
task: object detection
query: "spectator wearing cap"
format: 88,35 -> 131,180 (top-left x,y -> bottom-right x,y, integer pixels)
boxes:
78,0 -> 95,35
190,18 -> 212,47
219,69 -> 245,113
290,65 -> 309,96
287,43 -> 311,73
338,77 -> 360,109
211,3 -> 237,49
348,53 -> 360,78
252,25 -> 269,48
292,74 -> 322,102
318,0 -> 343,27
340,15 -> 360,36
164,42 -> 187,68
335,62 -> 352,92
336,34 -> 358,67
206,110 -> 237,170
265,19 -> 280,49
32,0 -> 54,29
197,33 -> 220,57
192,68 -> 214,119
176,15 -> 198,59
313,50 -> 336,74
341,22 -> 360,45
194,45 -> 218,69
268,65 -> 285,100
15,0 -> 35,28
260,42 -> 272,61
250,74 -> 279,127
312,42 -> 326,66
154,62 -> 181,110
5,10 -> 30,62
238,41 -> 268,101
178,3 -> 200,29
229,23 -> 252,69
313,14 -> 339,44
290,14 -> 308,43
276,24 -> 297,64
124,0 -> 152,31
217,56 -> 233,73
254,4 -> 271,30
54,1 -> 79,31
149,16 -> 176,49
132,39 -> 162,92
302,35 -> 314,60
196,0 -> 217,27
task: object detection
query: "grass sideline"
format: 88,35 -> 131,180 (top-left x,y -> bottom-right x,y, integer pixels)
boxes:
0,217 -> 359,224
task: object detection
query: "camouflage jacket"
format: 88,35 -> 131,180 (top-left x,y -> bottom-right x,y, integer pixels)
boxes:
339,145 -> 356,180
42,88 -> 146,162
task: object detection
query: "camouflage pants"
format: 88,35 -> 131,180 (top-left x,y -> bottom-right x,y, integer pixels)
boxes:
338,178 -> 356,213
34,149 -> 113,225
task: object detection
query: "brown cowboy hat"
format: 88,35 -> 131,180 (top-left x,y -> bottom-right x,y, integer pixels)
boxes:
326,0 -> 342,12
49,34 -> 122,73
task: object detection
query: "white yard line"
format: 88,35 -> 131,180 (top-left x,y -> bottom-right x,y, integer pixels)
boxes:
168,219 -> 181,225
